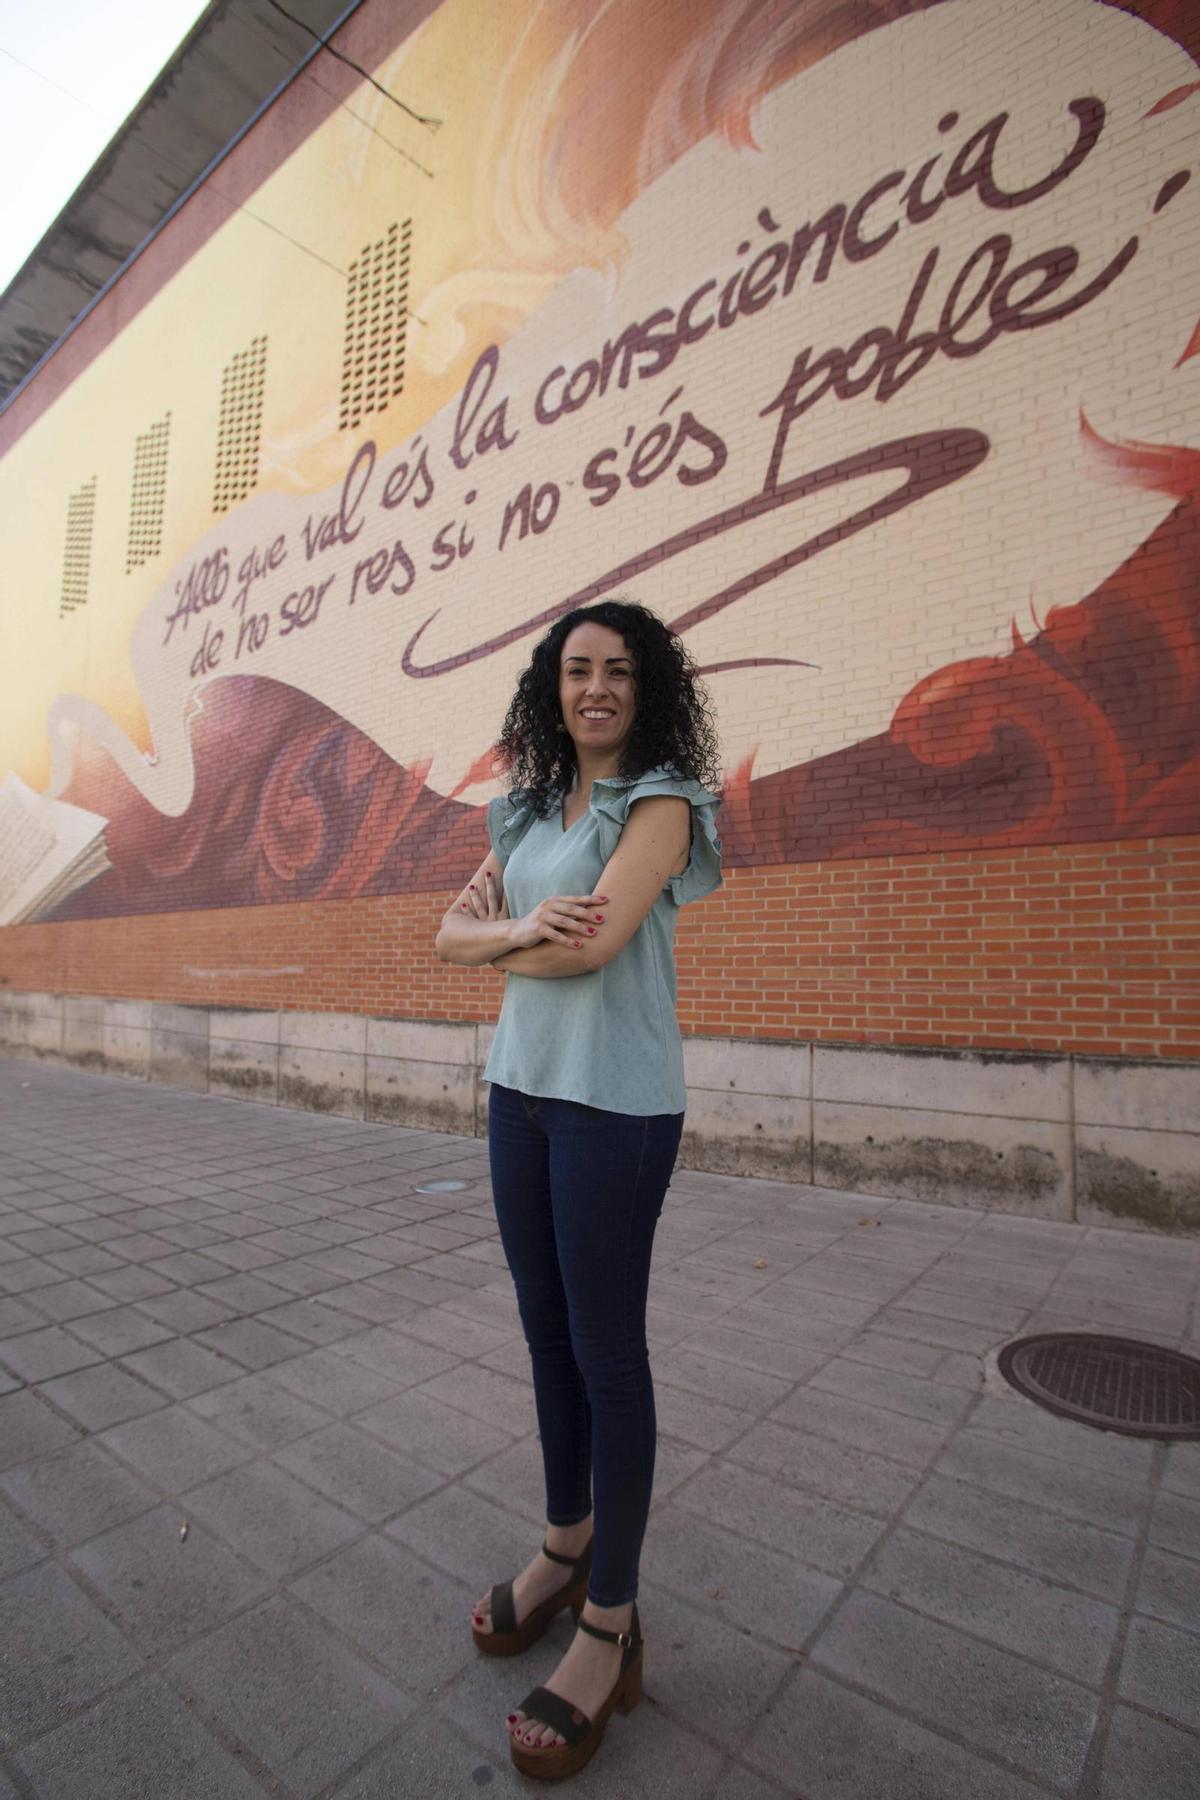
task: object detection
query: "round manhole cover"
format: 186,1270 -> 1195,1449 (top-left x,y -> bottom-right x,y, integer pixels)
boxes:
997,1333 -> 1200,1440
413,1178 -> 469,1194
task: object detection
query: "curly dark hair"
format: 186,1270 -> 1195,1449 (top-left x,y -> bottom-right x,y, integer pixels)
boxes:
496,600 -> 721,817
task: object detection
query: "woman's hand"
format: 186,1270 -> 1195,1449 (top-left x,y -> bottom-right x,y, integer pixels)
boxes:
507,892 -> 608,951
461,869 -> 507,922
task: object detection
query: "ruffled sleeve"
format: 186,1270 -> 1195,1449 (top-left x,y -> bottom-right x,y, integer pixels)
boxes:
590,768 -> 722,906
486,790 -> 537,868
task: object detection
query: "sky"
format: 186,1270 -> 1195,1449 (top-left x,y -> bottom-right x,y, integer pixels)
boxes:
0,0 -> 213,295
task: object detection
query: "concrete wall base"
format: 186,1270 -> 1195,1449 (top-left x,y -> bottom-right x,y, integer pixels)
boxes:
2,991 -> 1197,1233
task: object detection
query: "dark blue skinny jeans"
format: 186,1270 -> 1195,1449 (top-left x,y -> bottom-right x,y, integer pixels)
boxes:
487,1083 -> 683,1607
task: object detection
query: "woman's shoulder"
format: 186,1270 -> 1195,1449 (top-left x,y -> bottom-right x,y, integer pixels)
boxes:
486,787 -> 542,864
590,765 -> 722,905
591,764 -> 719,812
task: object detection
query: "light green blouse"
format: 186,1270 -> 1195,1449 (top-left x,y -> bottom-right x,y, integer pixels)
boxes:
483,768 -> 722,1116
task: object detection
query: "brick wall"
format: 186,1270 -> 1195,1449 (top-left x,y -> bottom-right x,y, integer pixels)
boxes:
4,833 -> 1196,1060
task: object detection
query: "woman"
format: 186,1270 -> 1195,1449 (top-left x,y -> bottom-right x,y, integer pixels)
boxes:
435,598 -> 722,1780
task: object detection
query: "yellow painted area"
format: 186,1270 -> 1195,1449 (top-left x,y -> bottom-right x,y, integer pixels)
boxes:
0,0 -> 570,785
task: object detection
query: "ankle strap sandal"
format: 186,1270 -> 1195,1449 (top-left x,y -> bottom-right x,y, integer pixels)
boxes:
510,1604 -> 643,1781
473,1539 -> 593,1659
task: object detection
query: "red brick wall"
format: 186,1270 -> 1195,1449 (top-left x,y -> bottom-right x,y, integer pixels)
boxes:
4,834 -> 1196,1060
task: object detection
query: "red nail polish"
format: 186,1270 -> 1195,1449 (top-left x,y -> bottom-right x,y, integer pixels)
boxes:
586,927 -> 596,935
594,914 -> 604,922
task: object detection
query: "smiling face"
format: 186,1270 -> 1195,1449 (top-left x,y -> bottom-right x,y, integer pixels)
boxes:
558,620 -> 637,764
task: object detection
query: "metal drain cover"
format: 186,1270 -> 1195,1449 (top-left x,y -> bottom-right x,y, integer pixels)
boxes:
998,1333 -> 1200,1440
414,1178 -> 469,1194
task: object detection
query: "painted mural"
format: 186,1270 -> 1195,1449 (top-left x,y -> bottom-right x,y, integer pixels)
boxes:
0,0 -> 1198,922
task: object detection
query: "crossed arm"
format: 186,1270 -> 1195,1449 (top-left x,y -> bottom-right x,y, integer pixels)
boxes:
434,796 -> 690,978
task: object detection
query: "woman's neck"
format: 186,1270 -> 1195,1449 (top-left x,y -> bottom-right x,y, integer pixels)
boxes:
570,748 -> 623,791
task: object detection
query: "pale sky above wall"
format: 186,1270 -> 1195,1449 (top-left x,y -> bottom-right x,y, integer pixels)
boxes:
0,0 -> 210,295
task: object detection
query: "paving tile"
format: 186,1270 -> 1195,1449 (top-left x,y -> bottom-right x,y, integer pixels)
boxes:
1100,1706 -> 1200,1800
135,1289 -> 237,1332
0,1499 -> 48,1579
862,1526 -> 1121,1684
0,1325 -> 102,1383
731,1419 -> 920,1517
901,1473 -> 1136,1602
192,1315 -> 308,1370
71,1504 -> 271,1657
1135,1545 -> 1200,1635
37,1361 -> 165,1431
335,1325 -> 464,1385
1162,1442 -> 1200,1501
0,1561 -> 143,1747
367,1266 -> 479,1308
84,1264 -> 177,1303
12,1675 -> 264,1800
0,1258 -> 67,1295
1149,1487 -> 1200,1561
812,1589 -> 1097,1787
416,1364 -> 535,1436
325,1713 -> 526,1800
67,1306 -> 174,1357
744,1666 -> 1051,1800
196,1271 -> 296,1313
399,1307 -> 513,1358
24,1278 -> 116,1323
321,1282 -> 420,1324
168,1595 -> 410,1797
632,1583 -> 794,1753
275,1422 -> 442,1522
384,1484 -> 540,1594
0,1439 -> 154,1548
289,1533 -> 477,1689
259,1295 -> 361,1345
937,1433 -> 1148,1535
768,1385 -> 952,1468
654,1346 -> 792,1415
299,1246 -> 397,1284
808,1357 -> 972,1426
183,1459 -> 362,1577
1118,1614 -> 1200,1729
0,1295 -> 44,1338
643,1506 -> 842,1650
869,1308 -> 1008,1355
674,1460 -> 884,1580
10,1225 -> 82,1255
188,1372 -> 328,1451
356,1389 -> 515,1476
98,1231 -> 177,1263
100,1405 -> 250,1492
119,1337 -> 241,1400
654,1384 -> 755,1452
677,1322 -> 826,1383
267,1346 -> 402,1414
964,1395 -> 1158,1481
201,1236 -> 288,1272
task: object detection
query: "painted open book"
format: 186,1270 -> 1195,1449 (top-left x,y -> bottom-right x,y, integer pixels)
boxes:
0,772 -> 110,926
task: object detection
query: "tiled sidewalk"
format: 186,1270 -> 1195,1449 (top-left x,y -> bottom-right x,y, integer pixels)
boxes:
0,1059 -> 1197,1799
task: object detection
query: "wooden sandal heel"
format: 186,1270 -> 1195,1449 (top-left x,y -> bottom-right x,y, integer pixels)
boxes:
473,1539 -> 593,1658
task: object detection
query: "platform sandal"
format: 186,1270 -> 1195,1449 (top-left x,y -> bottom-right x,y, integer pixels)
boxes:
508,1605 -> 643,1781
472,1539 -> 593,1658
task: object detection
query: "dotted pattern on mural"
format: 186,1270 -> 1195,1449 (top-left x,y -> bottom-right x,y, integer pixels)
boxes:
212,337 -> 266,514
59,477 -> 97,617
126,412 -> 171,572
340,220 -> 410,432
